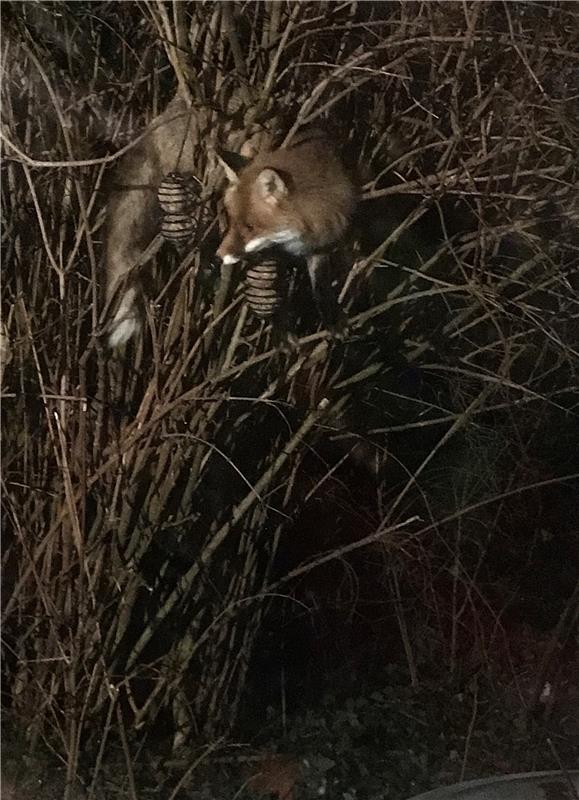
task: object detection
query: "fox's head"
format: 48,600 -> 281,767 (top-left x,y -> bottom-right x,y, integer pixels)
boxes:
217,135 -> 358,266
216,149 -> 309,265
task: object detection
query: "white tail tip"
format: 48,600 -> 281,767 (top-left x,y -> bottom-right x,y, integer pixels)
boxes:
108,317 -> 139,348
108,288 -> 139,348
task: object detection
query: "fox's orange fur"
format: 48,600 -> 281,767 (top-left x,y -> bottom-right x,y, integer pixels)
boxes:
217,131 -> 358,332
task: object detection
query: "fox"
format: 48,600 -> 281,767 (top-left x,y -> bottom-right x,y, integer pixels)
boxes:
216,130 -> 359,330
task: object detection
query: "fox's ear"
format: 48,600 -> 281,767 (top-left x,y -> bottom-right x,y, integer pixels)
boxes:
216,149 -> 251,184
256,168 -> 288,205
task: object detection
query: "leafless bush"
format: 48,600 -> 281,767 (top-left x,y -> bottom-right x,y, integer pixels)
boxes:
1,1 -> 577,791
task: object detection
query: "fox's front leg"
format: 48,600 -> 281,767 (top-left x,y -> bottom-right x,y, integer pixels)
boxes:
306,253 -> 348,337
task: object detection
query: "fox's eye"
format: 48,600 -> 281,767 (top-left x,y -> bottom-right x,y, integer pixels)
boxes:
244,223 -> 255,234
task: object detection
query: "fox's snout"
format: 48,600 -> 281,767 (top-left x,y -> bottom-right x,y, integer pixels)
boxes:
216,229 -> 244,264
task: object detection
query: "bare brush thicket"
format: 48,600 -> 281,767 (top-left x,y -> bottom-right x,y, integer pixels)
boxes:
1,0 -> 578,779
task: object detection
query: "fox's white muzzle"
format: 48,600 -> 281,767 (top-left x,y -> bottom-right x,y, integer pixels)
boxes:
245,229 -> 308,257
